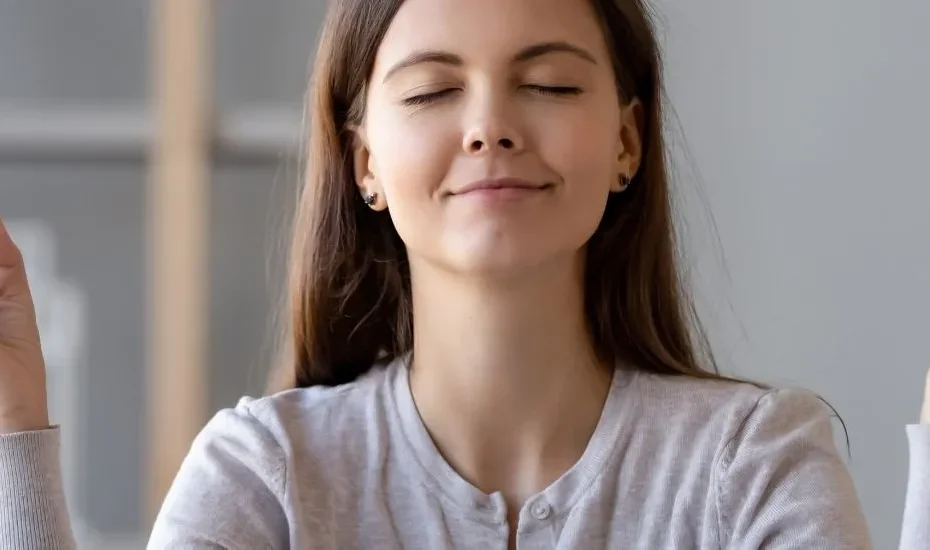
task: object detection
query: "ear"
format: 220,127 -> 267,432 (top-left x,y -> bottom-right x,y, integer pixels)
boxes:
612,97 -> 644,191
351,125 -> 373,192
350,125 -> 385,210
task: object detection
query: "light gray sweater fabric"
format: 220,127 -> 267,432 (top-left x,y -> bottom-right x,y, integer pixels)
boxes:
0,357 -> 927,549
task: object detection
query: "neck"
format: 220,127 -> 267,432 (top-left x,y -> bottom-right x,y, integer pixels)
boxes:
408,255 -> 613,506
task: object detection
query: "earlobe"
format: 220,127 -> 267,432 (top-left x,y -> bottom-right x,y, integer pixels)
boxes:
612,174 -> 632,193
351,128 -> 386,210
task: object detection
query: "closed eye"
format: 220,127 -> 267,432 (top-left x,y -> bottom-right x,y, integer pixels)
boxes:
401,88 -> 459,107
523,85 -> 584,97
401,85 -> 582,107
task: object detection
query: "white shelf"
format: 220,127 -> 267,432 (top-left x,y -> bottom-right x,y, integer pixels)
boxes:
0,105 -> 302,161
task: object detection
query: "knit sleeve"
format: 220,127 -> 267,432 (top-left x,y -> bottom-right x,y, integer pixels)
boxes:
714,389 -> 872,549
0,427 -> 76,549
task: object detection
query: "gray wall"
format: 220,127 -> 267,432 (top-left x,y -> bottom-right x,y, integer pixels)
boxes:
663,1 -> 930,546
1,0 -> 927,547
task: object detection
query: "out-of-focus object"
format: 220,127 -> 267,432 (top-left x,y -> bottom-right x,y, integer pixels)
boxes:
146,0 -> 213,524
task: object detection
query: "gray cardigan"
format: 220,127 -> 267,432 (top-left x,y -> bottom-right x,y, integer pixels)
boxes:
1,360 -> 927,548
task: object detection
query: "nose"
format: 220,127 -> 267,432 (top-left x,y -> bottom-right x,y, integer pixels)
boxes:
461,96 -> 524,155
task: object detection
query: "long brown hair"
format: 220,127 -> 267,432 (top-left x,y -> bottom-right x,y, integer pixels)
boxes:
272,0 -> 726,390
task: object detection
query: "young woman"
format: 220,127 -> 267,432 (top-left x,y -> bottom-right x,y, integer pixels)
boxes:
0,0 -> 927,548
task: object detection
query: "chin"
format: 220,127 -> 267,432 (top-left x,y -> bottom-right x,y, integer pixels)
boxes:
443,237 -> 575,280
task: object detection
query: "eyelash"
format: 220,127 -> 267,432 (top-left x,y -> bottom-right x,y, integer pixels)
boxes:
403,89 -> 457,106
401,85 -> 583,107
525,85 -> 583,97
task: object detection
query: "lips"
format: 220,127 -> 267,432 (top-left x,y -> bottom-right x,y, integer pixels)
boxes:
452,177 -> 550,196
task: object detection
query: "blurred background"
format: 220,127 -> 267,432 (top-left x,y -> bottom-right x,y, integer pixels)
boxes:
0,0 -> 927,548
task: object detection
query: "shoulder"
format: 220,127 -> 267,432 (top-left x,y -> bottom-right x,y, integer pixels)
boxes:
628,371 -> 840,464
150,364 -> 401,549
183,360 -> 399,508
629,373 -> 865,545
231,360 -> 397,449
633,370 -> 832,427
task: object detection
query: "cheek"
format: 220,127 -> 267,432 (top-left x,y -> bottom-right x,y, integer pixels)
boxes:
536,104 -> 619,189
532,104 -> 619,234
370,114 -> 451,190
366,111 -> 457,245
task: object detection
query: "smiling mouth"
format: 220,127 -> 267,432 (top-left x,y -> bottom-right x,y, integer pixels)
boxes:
451,177 -> 553,197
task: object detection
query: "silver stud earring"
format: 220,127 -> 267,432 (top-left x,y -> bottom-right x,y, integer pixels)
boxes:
617,175 -> 632,192
363,191 -> 378,207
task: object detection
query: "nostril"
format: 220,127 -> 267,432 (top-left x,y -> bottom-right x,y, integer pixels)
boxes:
469,140 -> 485,152
499,138 -> 514,149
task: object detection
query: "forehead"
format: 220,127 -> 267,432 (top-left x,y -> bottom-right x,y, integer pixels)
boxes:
372,0 -> 610,75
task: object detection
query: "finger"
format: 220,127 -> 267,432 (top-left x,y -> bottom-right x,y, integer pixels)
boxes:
0,217 -> 30,301
0,216 -> 23,266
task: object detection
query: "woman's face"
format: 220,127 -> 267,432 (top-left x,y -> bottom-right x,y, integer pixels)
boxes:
355,0 -> 641,277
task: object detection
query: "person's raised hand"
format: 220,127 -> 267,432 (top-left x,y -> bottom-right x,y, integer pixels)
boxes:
0,217 -> 48,434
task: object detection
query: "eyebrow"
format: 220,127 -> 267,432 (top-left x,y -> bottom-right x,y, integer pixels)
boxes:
382,51 -> 463,83
513,41 -> 598,65
381,41 -> 597,83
